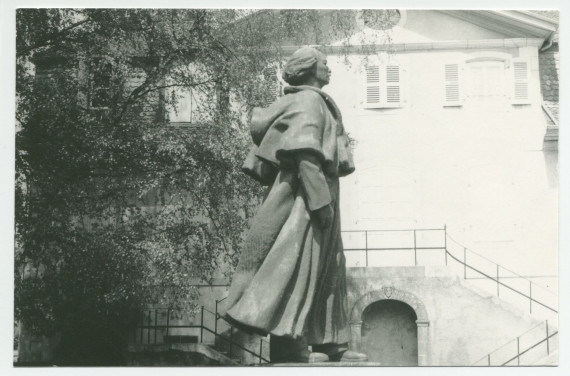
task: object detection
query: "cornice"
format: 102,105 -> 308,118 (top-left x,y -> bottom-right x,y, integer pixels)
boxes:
281,38 -> 544,56
438,10 -> 558,39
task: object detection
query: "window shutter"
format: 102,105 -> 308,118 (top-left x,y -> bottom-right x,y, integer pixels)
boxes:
263,66 -> 282,106
362,64 -> 404,109
384,65 -> 401,108
363,65 -> 382,108
363,65 -> 381,108
443,63 -> 463,106
511,58 -> 531,104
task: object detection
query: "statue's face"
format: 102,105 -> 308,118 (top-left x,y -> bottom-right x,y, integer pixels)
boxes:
314,53 -> 331,86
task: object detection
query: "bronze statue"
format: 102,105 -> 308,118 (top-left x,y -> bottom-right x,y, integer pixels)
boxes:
224,47 -> 366,363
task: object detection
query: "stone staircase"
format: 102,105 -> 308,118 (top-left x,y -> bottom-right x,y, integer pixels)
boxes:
127,305 -> 269,366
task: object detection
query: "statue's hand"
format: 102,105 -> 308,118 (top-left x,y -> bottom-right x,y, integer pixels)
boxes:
314,204 -> 333,229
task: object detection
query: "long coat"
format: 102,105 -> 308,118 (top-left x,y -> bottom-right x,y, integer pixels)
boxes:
224,86 -> 355,345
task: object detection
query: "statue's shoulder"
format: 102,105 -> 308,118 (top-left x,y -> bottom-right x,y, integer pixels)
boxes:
285,89 -> 327,112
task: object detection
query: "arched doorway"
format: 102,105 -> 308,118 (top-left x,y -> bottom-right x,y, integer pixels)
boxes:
349,288 -> 430,365
361,299 -> 418,366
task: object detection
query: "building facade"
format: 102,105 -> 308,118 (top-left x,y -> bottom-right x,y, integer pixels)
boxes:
17,10 -> 559,366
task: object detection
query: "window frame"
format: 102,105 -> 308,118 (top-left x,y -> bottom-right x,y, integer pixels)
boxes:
87,57 -> 114,110
361,62 -> 405,109
442,54 -> 533,108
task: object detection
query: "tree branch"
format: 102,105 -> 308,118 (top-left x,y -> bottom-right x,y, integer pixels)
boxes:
17,18 -> 92,57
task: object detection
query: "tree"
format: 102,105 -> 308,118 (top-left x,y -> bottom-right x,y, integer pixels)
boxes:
15,8 -> 381,364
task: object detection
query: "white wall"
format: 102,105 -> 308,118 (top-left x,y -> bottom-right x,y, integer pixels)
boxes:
326,44 -> 556,282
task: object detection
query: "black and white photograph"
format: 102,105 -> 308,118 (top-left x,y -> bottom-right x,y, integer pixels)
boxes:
3,0 -> 565,371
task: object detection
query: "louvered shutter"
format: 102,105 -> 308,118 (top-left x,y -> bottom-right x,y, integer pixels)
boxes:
364,65 -> 381,108
263,66 -> 281,106
443,63 -> 463,106
384,65 -> 401,108
511,58 -> 531,104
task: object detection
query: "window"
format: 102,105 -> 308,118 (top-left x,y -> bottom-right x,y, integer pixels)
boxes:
89,58 -> 113,108
467,61 -> 506,101
166,87 -> 201,125
442,56 -> 532,107
362,64 -> 403,108
164,61 -> 215,126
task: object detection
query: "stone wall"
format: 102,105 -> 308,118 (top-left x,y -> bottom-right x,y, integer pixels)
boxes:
539,44 -> 559,102
346,266 -> 554,366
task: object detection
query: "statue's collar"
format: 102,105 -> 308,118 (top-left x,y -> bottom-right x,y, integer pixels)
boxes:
283,85 -> 331,101
283,85 -> 343,126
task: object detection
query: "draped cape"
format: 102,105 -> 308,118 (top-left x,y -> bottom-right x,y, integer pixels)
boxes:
224,86 -> 354,345
242,86 -> 355,185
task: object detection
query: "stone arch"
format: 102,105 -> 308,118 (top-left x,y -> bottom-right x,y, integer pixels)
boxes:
350,287 -> 429,322
348,287 -> 430,366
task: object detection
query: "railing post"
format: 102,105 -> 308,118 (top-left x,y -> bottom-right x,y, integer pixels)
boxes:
147,310 -> 151,344
413,230 -> 417,266
215,300 -> 218,335
529,282 -> 533,314
140,311 -> 144,344
546,320 -> 550,355
517,337 -> 520,366
166,308 -> 170,339
497,264 -> 500,296
229,327 -> 233,359
154,310 -> 158,344
444,225 -> 448,266
259,339 -> 263,364
488,354 -> 491,366
200,306 -> 204,343
365,231 -> 368,267
464,248 -> 467,279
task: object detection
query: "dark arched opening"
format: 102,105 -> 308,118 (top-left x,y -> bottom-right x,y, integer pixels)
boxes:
361,299 -> 418,366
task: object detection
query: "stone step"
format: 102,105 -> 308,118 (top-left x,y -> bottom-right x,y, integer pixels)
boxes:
261,362 -> 382,367
532,350 -> 558,366
127,343 -> 239,366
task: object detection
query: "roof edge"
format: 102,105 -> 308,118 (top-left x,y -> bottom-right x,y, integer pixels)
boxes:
438,10 -> 558,39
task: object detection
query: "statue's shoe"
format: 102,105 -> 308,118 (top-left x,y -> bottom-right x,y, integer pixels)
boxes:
272,351 -> 329,363
308,352 -> 330,363
330,350 -> 368,362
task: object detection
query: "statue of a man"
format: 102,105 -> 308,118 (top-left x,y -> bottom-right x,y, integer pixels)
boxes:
224,47 -> 366,363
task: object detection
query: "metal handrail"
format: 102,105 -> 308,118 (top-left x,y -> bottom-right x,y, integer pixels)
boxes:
472,320 -> 545,364
472,320 -> 558,366
214,297 -> 270,363
501,331 -> 558,366
445,233 -> 556,298
341,226 -> 558,314
133,306 -> 270,364
133,226 -> 557,364
444,248 -> 557,314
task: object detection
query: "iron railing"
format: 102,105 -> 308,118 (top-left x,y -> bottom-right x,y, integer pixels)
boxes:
133,305 -> 270,364
133,226 -> 557,364
472,320 -> 558,366
342,228 -> 446,267
341,226 -> 558,315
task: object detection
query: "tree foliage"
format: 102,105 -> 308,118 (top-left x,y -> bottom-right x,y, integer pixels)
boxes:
15,8 -> 379,364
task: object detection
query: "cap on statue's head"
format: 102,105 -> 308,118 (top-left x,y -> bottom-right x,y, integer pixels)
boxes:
282,46 -> 325,86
